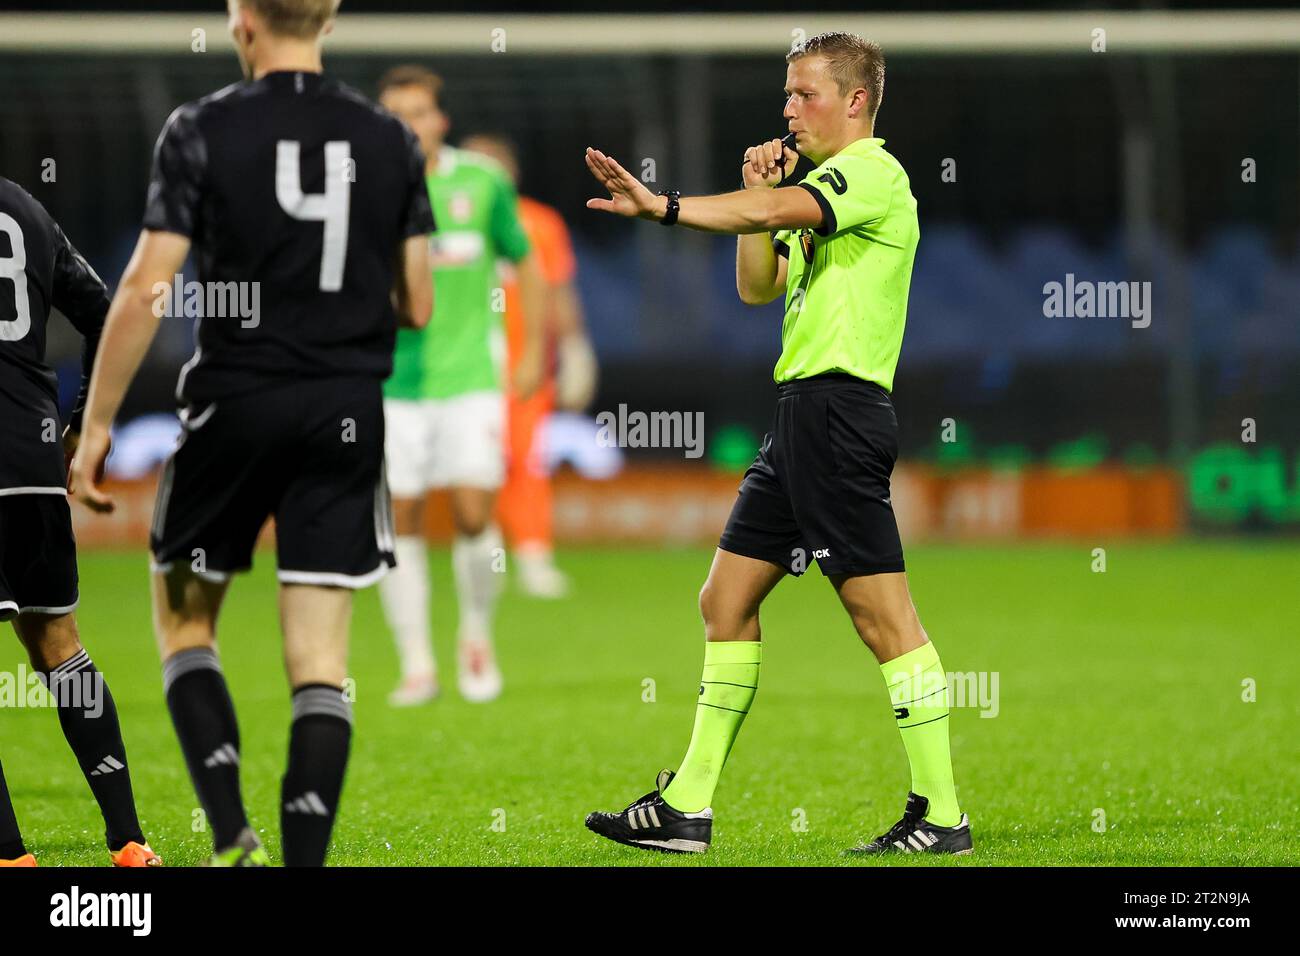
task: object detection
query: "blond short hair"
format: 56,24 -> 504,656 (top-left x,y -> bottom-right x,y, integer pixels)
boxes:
787,32 -> 886,124
230,0 -> 341,39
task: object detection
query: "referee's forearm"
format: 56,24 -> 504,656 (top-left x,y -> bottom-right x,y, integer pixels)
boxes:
675,190 -> 781,234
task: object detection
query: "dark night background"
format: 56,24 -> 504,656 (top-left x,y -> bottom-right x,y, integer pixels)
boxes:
1,2 -> 1297,511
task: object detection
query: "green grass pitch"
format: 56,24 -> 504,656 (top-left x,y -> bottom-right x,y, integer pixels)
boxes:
3,541 -> 1296,866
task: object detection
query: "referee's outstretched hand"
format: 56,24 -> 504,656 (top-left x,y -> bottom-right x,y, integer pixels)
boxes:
585,147 -> 660,220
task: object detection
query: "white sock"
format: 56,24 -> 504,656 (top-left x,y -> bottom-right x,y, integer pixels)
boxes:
453,525 -> 503,645
379,536 -> 435,680
515,541 -> 554,565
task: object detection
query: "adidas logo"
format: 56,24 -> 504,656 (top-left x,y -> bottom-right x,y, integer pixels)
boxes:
626,804 -> 662,830
90,755 -> 125,777
203,743 -> 239,769
894,830 -> 939,852
284,791 -> 330,816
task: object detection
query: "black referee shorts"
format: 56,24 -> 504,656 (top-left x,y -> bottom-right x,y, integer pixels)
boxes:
718,372 -> 905,578
0,494 -> 79,621
150,376 -> 395,588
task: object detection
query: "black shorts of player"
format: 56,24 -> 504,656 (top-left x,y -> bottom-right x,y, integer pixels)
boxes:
0,494 -> 79,621
150,376 -> 395,589
719,372 -> 905,577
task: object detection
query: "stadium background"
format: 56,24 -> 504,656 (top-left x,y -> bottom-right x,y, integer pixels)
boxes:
4,1 -> 1299,544
0,0 -> 1297,867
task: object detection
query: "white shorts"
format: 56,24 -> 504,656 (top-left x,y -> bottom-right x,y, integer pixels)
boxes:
384,392 -> 506,496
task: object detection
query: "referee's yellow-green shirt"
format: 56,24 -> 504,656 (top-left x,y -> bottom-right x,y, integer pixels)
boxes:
771,137 -> 919,392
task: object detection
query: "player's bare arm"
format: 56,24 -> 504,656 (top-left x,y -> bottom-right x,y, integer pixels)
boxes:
550,278 -> 583,339
395,232 -> 433,330
512,253 -> 547,400
69,229 -> 190,513
51,234 -> 112,472
552,274 -> 598,411
584,146 -> 823,235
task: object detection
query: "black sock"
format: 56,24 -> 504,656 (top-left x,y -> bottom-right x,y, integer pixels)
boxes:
163,647 -> 249,850
0,759 -> 26,859
281,684 -> 352,867
43,650 -> 145,851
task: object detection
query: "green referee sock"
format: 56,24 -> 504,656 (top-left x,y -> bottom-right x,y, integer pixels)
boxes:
661,640 -> 762,814
881,641 -> 962,827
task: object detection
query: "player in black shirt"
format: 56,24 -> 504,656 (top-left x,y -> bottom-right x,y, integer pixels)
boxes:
69,0 -> 434,866
0,176 -> 160,867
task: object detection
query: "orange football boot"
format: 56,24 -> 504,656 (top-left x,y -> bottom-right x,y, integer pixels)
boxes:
110,841 -> 163,867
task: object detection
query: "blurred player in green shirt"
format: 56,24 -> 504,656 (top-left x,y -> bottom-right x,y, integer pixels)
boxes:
582,33 -> 970,857
377,66 -> 545,707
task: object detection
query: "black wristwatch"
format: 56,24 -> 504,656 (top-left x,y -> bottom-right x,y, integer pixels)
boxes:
658,189 -> 681,226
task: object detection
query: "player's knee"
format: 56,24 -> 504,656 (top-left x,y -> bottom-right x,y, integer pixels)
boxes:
849,605 -> 923,655
450,490 -> 494,537
285,653 -> 348,689
281,583 -> 351,686
698,580 -> 718,623
849,611 -> 886,650
283,635 -> 348,688
152,571 -> 220,648
156,623 -> 217,661
454,512 -> 490,537
15,612 -> 82,669
698,583 -> 755,641
391,497 -> 424,537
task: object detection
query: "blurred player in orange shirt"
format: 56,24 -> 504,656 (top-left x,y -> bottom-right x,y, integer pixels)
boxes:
462,134 -> 598,599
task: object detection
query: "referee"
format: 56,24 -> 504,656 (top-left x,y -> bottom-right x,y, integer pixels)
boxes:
583,32 -> 971,856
